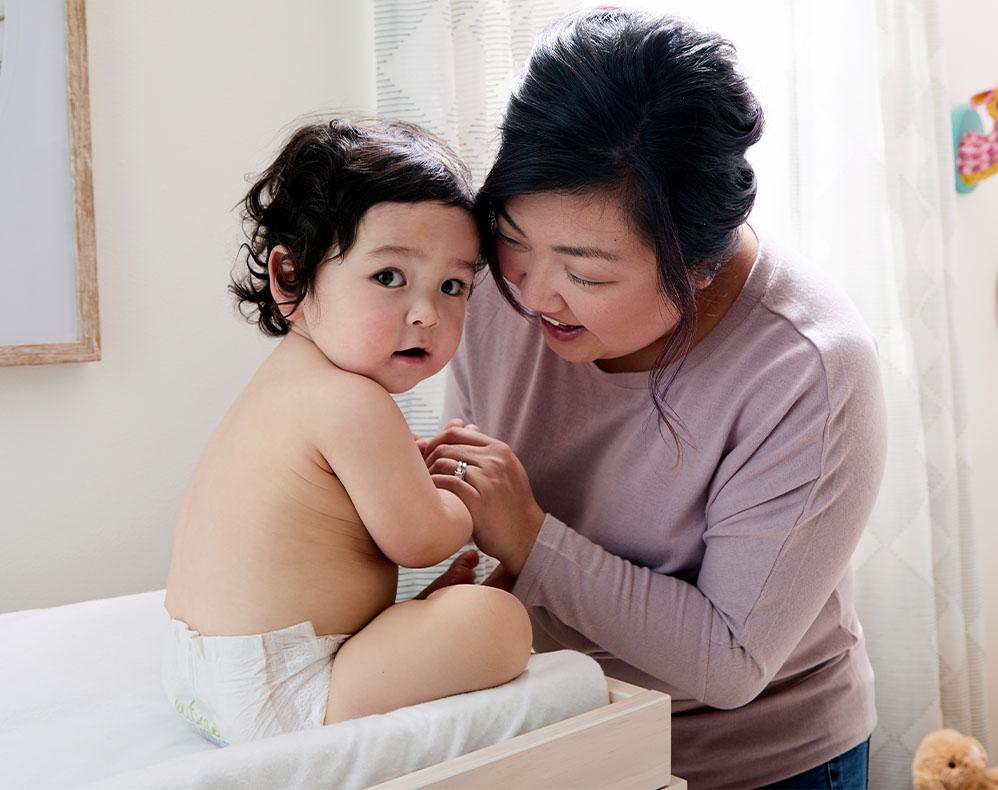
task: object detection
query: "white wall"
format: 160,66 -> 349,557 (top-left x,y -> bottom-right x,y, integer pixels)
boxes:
0,0 -> 376,611
939,3 -> 998,741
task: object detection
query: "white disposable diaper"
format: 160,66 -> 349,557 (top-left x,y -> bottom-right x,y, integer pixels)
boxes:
161,614 -> 349,746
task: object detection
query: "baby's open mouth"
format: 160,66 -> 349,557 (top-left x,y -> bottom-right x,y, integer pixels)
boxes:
393,347 -> 430,358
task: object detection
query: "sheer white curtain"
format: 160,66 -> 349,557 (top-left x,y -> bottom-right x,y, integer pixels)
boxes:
660,2 -> 991,785
373,1 -> 990,785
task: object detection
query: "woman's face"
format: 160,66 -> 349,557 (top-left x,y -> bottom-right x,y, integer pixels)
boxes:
495,191 -> 679,373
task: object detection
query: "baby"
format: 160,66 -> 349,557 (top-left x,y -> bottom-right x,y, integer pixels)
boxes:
163,119 -> 532,746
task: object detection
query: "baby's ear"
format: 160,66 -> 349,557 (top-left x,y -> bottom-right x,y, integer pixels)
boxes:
267,245 -> 301,320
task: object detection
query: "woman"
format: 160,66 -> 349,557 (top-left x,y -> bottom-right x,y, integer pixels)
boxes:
422,8 -> 886,789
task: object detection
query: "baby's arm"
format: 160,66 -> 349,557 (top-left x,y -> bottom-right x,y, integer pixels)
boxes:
314,374 -> 472,568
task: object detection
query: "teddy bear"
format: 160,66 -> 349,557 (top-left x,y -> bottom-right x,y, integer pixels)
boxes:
912,728 -> 998,790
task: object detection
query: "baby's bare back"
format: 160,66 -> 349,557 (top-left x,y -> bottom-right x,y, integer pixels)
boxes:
165,347 -> 398,637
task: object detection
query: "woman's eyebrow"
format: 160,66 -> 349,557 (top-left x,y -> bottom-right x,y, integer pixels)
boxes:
496,208 -> 525,236
498,209 -> 617,261
552,244 -> 619,261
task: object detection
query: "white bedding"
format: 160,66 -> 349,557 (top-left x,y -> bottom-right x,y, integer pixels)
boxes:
0,590 -> 607,789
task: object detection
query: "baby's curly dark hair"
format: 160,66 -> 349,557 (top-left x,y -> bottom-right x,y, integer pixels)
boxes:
231,118 -> 478,336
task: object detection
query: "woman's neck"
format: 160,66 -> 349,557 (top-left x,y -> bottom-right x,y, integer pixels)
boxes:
595,224 -> 758,374
690,224 -> 758,347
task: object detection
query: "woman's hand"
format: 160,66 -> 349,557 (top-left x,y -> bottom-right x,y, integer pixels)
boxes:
423,420 -> 545,576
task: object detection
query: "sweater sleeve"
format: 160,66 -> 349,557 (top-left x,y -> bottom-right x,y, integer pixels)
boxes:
512,336 -> 887,709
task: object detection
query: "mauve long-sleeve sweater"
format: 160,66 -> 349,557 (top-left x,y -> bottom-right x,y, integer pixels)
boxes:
443,234 -> 887,788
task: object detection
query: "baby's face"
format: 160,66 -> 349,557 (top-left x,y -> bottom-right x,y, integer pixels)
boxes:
299,201 -> 479,393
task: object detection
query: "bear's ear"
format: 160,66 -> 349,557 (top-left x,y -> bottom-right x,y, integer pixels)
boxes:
967,736 -> 987,765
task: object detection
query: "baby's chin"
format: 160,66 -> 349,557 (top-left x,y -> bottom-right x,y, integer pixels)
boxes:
369,357 -> 449,394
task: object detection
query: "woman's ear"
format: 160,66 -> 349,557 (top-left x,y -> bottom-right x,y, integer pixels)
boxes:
691,272 -> 715,292
267,246 -> 302,321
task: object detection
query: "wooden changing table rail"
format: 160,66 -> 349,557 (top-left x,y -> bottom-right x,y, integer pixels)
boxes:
371,677 -> 686,789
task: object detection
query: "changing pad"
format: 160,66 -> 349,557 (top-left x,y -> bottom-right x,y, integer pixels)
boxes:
0,590 -> 608,789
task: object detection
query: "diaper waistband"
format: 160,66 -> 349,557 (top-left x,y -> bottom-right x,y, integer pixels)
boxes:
164,611 -> 347,662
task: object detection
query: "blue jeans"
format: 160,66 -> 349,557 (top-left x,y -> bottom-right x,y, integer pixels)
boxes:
761,739 -> 870,789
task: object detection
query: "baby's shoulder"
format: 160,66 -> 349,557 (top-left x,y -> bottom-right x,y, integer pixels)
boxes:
289,365 -> 400,426
245,347 -> 409,447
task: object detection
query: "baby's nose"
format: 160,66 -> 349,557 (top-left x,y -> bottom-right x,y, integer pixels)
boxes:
407,300 -> 439,327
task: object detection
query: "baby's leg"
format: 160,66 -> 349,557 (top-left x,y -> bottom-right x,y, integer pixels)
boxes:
324,585 -> 532,724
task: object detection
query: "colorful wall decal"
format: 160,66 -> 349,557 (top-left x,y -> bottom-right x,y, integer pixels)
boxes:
953,86 -> 998,194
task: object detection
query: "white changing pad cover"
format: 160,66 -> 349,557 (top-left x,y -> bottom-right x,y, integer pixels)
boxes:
0,590 -> 607,789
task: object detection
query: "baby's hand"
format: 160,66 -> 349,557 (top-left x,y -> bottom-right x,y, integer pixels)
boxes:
444,418 -> 481,432
413,549 -> 479,599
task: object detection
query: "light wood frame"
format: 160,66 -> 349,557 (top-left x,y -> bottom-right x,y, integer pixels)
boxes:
371,678 -> 686,790
0,0 -> 100,367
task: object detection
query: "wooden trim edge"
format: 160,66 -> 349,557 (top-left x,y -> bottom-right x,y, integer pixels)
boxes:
0,340 -> 101,367
66,0 -> 101,361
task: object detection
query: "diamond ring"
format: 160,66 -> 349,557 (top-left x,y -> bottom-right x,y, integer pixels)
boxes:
454,460 -> 468,481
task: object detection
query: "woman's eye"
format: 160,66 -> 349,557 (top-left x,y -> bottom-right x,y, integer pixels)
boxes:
495,232 -> 521,248
374,269 -> 405,288
567,271 -> 601,288
441,279 -> 468,296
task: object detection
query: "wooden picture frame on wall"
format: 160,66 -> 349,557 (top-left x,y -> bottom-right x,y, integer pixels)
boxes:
0,0 -> 99,366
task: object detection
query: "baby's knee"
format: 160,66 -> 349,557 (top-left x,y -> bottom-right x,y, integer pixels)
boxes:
439,586 -> 532,679
484,588 -> 532,656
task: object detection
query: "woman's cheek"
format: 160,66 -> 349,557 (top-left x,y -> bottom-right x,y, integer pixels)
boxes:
496,247 -> 521,283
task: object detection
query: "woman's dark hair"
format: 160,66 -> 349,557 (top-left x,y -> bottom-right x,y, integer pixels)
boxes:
232,118 -> 477,336
476,8 -> 764,448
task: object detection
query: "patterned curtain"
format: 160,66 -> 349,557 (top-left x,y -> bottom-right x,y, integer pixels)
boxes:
374,0 -> 579,184
374,1 -> 990,786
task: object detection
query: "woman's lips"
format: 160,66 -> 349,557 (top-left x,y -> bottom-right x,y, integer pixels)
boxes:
539,314 -> 585,341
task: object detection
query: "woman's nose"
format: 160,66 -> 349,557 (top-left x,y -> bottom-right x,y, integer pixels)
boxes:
516,268 -> 562,315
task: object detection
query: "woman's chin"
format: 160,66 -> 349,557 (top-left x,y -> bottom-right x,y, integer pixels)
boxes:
541,334 -> 597,364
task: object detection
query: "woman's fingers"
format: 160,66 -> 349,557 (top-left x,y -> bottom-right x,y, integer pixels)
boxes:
425,445 -> 493,471
422,426 -> 491,457
430,425 -> 492,450
431,473 -> 481,509
428,456 -> 480,478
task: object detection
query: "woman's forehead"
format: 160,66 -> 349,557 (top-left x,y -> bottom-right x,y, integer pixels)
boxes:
500,191 -> 647,252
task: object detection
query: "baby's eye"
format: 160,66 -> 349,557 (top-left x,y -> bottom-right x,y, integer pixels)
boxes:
374,268 -> 405,288
441,279 -> 468,296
